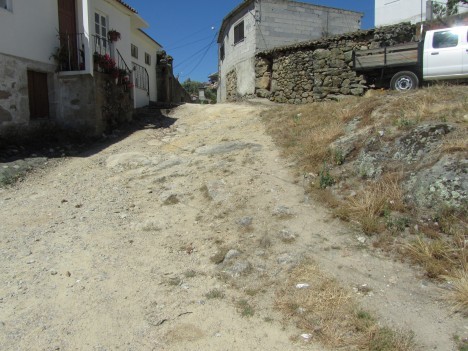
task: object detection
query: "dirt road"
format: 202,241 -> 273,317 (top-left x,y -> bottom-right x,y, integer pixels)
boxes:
0,103 -> 465,350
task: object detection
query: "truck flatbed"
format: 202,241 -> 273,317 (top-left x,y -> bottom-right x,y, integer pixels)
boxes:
354,42 -> 420,70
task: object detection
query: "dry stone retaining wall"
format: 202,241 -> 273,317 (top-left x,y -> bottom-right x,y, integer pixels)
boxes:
255,23 -> 416,103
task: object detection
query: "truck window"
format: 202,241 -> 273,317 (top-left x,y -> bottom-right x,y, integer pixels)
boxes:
432,30 -> 459,49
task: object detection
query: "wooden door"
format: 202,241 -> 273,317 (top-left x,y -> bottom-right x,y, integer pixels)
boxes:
58,0 -> 78,70
27,71 -> 50,119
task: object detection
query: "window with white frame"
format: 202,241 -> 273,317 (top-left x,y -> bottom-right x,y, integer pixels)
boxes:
145,53 -> 151,65
131,44 -> 138,59
94,12 -> 108,48
0,0 -> 12,11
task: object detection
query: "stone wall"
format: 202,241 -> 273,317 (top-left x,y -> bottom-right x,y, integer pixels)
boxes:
0,53 -> 57,132
226,70 -> 238,102
255,23 -> 416,103
156,52 -> 192,106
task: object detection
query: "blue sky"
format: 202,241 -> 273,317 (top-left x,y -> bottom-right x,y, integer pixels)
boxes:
125,0 -> 375,82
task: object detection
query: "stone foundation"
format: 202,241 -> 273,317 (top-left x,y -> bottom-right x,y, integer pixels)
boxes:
0,52 -> 133,139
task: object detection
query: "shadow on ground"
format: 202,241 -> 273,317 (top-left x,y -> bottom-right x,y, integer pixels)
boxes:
0,109 -> 177,185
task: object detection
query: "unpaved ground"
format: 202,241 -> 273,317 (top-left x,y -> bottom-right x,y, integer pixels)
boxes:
0,103 -> 466,350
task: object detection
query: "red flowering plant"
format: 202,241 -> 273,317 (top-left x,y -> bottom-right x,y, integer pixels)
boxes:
98,54 -> 116,73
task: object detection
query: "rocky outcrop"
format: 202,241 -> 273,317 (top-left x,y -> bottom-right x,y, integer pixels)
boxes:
255,23 -> 416,103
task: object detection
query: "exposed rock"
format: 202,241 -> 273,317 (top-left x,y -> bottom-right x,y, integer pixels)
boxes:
393,123 -> 454,163
196,141 -> 262,155
406,155 -> 467,210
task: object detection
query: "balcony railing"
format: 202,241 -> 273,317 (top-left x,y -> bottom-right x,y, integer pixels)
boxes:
92,34 -> 112,57
55,33 -> 85,72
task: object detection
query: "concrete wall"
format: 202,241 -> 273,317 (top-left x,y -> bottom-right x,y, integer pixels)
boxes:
375,0 -> 468,26
218,1 -> 257,102
256,0 -> 362,51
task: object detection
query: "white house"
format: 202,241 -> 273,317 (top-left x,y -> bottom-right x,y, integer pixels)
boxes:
0,0 -> 162,136
375,0 -> 468,27
217,0 -> 362,102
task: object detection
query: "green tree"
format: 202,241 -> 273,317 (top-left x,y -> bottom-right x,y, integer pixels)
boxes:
182,79 -> 217,104
433,0 -> 468,18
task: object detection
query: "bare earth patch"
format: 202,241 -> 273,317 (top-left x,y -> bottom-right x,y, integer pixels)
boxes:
0,101 -> 466,350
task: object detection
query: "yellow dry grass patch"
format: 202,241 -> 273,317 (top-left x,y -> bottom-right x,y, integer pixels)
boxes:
443,267 -> 468,316
263,84 -> 468,315
276,262 -> 417,350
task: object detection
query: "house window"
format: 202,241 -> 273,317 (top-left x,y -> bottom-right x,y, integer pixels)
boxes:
234,21 -> 244,44
95,12 -> 108,48
145,52 -> 151,65
220,44 -> 225,61
131,44 -> 138,59
0,0 -> 12,11
432,30 -> 459,49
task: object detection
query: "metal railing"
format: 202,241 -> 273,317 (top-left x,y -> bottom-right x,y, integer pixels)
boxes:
56,33 -> 85,72
92,34 -> 111,57
132,62 -> 150,96
116,49 -> 132,76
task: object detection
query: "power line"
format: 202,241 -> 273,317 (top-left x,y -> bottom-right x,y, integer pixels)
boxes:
165,34 -> 216,51
179,32 -> 218,78
173,31 -> 218,70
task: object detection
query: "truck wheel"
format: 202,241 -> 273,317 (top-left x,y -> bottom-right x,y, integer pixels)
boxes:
390,71 -> 419,91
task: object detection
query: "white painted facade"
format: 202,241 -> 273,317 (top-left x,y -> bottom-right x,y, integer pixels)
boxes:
130,28 -> 161,107
218,1 -> 257,102
375,0 -> 468,27
0,0 -> 161,124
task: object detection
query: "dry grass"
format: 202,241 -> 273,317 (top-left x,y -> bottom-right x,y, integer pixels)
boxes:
336,173 -> 405,235
276,262 -> 417,350
262,99 -> 352,173
443,267 -> 468,316
263,84 -> 468,309
403,237 -> 457,278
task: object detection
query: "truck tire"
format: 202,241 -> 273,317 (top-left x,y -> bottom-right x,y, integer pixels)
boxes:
390,71 -> 419,91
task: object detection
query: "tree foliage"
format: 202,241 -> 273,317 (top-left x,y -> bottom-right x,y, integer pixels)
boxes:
433,0 -> 467,18
182,79 -> 217,104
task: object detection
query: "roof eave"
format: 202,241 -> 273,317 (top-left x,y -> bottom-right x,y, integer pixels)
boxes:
217,0 -> 254,43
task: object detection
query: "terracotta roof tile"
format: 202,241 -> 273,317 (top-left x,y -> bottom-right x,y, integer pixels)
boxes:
114,0 -> 138,14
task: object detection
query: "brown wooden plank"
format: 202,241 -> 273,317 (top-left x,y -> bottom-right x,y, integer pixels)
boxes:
28,71 -> 49,119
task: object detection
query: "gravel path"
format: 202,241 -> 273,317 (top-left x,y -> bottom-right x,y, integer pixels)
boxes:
0,103 -> 465,350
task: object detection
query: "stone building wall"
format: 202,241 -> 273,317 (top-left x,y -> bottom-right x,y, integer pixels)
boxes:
255,23 -> 416,103
0,51 -> 133,140
226,70 -> 239,102
0,53 -> 57,132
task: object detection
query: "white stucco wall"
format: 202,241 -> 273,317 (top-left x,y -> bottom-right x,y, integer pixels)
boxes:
375,0 -> 468,26
218,1 -> 257,102
131,29 -> 161,105
0,0 -> 59,64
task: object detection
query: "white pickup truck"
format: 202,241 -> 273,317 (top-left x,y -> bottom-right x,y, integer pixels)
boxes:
353,26 -> 468,91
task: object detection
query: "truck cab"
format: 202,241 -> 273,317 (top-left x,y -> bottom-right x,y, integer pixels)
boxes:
423,26 -> 468,80
353,26 -> 468,91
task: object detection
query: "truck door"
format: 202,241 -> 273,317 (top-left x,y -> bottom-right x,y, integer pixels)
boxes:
424,28 -> 462,79
463,28 -> 468,75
